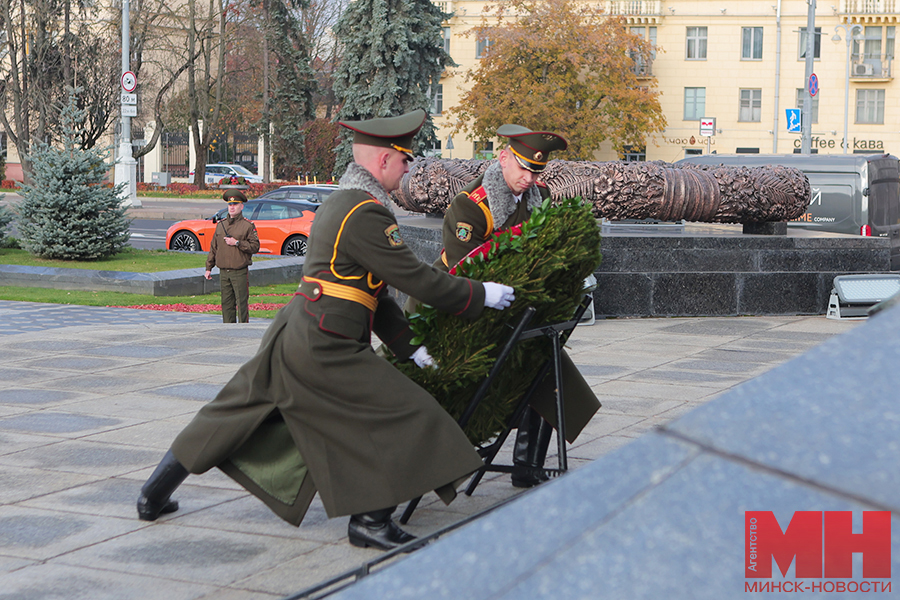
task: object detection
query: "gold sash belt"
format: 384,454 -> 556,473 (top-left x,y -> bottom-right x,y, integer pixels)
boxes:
302,277 -> 378,312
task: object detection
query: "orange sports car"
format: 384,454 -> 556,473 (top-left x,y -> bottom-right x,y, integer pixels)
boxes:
167,197 -> 325,257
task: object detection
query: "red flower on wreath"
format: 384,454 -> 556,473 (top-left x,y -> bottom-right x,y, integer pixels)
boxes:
449,224 -> 523,275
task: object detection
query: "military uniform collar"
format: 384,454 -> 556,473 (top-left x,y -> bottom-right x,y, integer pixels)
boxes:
339,162 -> 394,213
481,162 -> 542,227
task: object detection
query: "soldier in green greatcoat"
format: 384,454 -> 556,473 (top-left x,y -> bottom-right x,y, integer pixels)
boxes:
136,110 -> 516,551
414,125 -> 601,488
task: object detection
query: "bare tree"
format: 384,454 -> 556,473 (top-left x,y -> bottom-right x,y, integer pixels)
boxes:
128,0 -> 203,162
0,0 -> 119,181
301,0 -> 346,119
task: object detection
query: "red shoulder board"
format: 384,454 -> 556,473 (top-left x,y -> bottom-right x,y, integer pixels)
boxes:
535,181 -> 548,188
467,186 -> 487,204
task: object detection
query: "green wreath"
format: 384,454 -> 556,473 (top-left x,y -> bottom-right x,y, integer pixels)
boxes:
397,197 -> 602,445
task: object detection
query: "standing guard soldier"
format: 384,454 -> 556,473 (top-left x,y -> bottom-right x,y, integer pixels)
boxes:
205,189 -> 260,323
418,124 -> 601,488
136,109 -> 516,551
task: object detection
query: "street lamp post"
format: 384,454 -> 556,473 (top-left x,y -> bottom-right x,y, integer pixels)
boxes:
114,0 -> 139,207
833,24 -> 863,154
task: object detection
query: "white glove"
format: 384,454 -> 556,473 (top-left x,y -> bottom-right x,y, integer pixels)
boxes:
483,282 -> 515,310
411,346 -> 436,369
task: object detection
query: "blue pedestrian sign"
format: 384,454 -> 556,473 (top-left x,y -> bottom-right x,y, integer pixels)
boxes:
786,108 -> 802,133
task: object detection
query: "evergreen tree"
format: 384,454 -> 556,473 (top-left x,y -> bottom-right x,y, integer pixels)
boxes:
17,90 -> 130,260
332,0 -> 452,175
266,0 -> 317,179
0,203 -> 14,248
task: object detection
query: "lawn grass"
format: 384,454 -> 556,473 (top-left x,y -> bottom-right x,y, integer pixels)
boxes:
0,247 -> 276,272
0,247 -> 208,272
0,247 -> 295,318
0,282 -> 298,319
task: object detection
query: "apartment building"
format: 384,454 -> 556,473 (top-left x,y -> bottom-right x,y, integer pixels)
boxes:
432,0 -> 898,162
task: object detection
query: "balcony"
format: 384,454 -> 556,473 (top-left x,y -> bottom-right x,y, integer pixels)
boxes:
632,58 -> 654,78
850,57 -> 893,79
605,1 -> 662,23
841,0 -> 899,17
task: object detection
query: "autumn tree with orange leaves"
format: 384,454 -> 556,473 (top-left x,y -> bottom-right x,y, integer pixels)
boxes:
446,0 -> 666,160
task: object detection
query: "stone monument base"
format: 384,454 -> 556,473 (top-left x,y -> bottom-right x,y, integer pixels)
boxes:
398,218 -> 896,317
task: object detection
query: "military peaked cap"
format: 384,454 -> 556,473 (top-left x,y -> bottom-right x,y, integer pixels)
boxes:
339,109 -> 427,160
223,189 -> 247,203
498,124 -> 568,172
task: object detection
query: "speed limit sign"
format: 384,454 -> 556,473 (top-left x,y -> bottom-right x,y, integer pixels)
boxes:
121,71 -> 137,92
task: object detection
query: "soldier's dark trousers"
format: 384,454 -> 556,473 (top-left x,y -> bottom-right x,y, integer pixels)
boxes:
220,267 -> 250,323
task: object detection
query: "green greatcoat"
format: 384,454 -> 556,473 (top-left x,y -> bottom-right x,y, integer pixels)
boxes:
421,167 -> 601,443
170,164 -> 487,525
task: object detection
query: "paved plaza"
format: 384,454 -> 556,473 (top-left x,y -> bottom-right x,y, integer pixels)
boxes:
0,299 -> 862,599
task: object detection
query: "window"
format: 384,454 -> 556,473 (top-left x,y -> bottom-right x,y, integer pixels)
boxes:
856,89 -> 885,123
852,25 -> 894,74
683,87 -> 706,120
474,141 -> 494,159
864,25 -> 883,61
739,89 -> 762,122
630,26 -> 657,58
285,191 -> 319,202
686,26 -> 707,59
443,27 -> 450,54
430,83 -> 443,115
424,140 -> 442,158
742,27 -> 763,60
684,148 -> 703,157
798,27 -> 821,59
736,148 -> 760,154
630,26 -> 657,75
622,146 -> 646,162
476,36 -> 492,59
888,26 -> 896,60
795,88 -> 819,123
255,202 -> 301,220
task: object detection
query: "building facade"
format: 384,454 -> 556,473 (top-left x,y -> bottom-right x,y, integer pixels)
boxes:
432,0 -> 898,162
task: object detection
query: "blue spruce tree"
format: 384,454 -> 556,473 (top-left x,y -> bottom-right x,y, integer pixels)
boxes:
17,90 -> 130,260
0,203 -> 13,248
332,0 -> 452,175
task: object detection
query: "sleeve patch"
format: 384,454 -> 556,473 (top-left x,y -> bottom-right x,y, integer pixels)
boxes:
384,223 -> 404,246
456,222 -> 474,242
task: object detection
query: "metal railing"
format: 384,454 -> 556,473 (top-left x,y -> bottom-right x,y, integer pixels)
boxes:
850,56 -> 893,78
633,58 -> 654,77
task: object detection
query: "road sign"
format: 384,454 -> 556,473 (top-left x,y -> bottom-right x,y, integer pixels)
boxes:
121,71 -> 137,92
699,117 -> 716,137
121,93 -> 137,105
808,73 -> 819,96
121,105 -> 138,117
786,108 -> 802,133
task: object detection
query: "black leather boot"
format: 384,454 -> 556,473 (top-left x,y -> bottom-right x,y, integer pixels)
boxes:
348,506 -> 417,551
511,408 -> 554,488
137,450 -> 189,521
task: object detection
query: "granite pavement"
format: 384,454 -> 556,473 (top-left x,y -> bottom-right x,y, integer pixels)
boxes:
0,300 -> 862,599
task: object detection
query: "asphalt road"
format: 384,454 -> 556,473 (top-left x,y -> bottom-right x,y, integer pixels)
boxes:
129,218 -> 176,250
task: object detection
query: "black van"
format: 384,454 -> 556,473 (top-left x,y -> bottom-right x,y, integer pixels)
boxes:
678,153 -> 900,267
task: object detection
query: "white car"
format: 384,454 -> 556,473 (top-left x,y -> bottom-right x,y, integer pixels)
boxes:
190,163 -> 264,185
